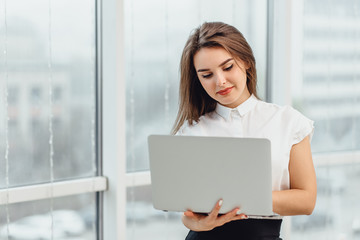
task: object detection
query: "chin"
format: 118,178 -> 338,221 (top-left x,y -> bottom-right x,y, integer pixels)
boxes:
219,102 -> 236,108
219,98 -> 236,105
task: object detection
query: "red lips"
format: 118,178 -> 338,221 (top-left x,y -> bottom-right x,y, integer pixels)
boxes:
217,87 -> 233,95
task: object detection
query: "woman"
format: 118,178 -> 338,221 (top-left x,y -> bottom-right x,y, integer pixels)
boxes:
172,22 -> 317,240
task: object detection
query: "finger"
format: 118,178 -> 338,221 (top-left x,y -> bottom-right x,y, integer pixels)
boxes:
218,208 -> 248,224
233,213 -> 248,220
217,207 -> 239,223
184,211 -> 205,222
184,210 -> 195,218
184,210 -> 199,219
230,209 -> 248,221
208,199 -> 223,219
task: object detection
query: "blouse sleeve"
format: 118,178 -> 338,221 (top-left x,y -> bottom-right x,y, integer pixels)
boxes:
291,108 -> 315,145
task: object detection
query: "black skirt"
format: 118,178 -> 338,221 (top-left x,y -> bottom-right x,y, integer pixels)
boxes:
185,219 -> 282,240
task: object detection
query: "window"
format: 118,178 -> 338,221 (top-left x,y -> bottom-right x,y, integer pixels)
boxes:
3,0 -> 360,239
0,1 -> 105,239
271,0 -> 360,239
122,0 -> 268,239
124,0 -> 268,173
30,87 -> 42,104
7,87 -> 18,105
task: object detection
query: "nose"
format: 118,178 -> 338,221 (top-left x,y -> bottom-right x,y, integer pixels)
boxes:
215,73 -> 226,86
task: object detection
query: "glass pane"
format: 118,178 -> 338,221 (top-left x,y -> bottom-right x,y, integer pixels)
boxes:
0,0 -> 97,187
0,193 -> 97,240
284,0 -> 360,239
125,0 -> 268,172
294,0 -> 360,153
291,163 -> 360,239
126,185 -> 189,240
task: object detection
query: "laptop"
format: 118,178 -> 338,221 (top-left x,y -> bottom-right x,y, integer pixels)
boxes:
148,135 -> 275,217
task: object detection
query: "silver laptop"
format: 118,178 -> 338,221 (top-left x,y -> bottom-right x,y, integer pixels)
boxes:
148,135 -> 274,217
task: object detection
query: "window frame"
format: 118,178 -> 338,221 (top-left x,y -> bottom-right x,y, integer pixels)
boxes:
0,177 -> 107,205
107,1 -> 360,240
101,0 -> 126,239
100,0 -> 360,239
0,0 -> 107,239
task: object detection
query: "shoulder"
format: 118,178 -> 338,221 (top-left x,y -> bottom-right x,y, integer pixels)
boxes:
256,100 -> 304,121
175,120 -> 196,135
281,105 -> 312,126
262,102 -> 314,143
175,111 -> 221,136
254,101 -> 314,144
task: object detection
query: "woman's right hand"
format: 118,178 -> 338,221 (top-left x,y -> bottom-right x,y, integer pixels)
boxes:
181,199 -> 248,232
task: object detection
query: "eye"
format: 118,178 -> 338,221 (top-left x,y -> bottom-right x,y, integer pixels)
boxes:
224,64 -> 233,71
202,73 -> 213,79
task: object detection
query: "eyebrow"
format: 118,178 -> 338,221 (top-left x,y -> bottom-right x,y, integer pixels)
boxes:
197,58 -> 233,72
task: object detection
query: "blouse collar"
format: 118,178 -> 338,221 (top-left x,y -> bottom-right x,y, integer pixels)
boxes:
215,94 -> 258,120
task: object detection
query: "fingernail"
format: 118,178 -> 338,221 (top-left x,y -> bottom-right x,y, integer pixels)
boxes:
241,215 -> 248,219
236,210 -> 241,215
219,200 -> 223,206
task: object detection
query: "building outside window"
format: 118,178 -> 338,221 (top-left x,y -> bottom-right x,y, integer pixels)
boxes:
1,0 -> 360,239
0,0 -> 101,239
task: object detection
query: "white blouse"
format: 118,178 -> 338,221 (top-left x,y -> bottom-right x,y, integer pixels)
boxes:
177,94 -> 314,192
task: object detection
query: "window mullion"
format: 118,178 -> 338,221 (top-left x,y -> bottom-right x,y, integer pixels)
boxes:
0,176 -> 107,205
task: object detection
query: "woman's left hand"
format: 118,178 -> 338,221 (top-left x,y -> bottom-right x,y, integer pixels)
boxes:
182,199 -> 248,232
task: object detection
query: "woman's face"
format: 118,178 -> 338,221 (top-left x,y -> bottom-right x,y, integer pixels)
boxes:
193,47 -> 251,109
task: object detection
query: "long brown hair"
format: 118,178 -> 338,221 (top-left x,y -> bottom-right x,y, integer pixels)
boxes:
172,22 -> 258,134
